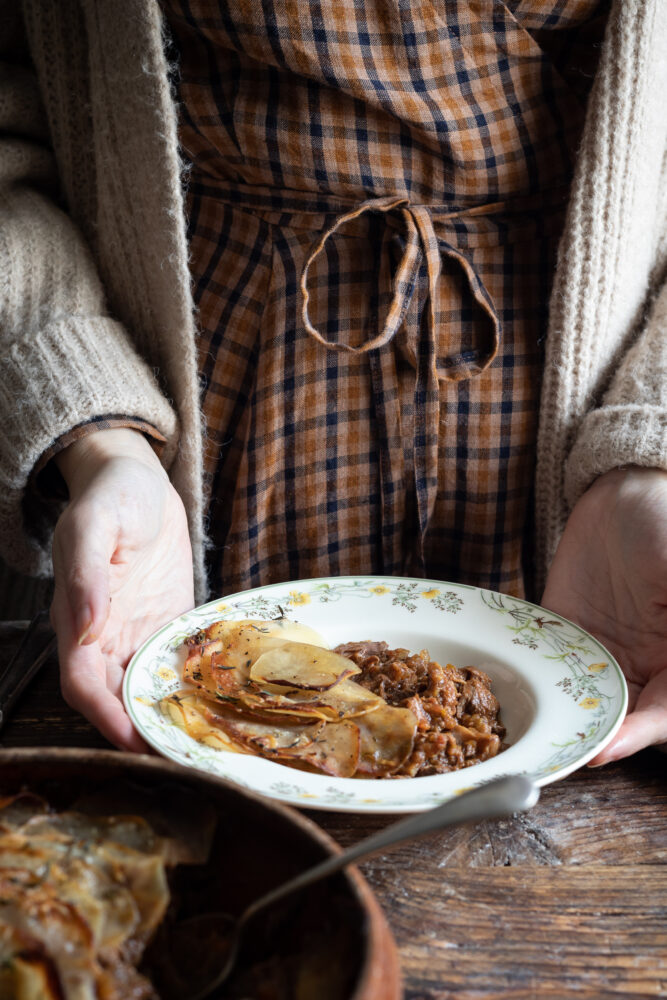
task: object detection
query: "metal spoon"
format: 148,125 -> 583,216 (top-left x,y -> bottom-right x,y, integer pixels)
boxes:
186,774 -> 539,999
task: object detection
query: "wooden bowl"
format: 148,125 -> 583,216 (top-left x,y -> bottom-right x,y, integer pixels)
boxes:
0,747 -> 400,1000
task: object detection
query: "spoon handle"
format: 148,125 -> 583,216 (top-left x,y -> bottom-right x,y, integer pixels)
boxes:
244,775 -> 538,923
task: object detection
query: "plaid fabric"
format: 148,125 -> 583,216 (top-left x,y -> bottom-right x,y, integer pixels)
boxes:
165,0 -> 605,600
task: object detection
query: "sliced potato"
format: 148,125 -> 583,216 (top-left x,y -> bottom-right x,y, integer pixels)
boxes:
0,879 -> 95,981
202,709 -> 324,755
161,682 -> 362,778
251,673 -> 384,719
173,619 -> 440,782
356,704 -> 417,776
182,676 -> 336,723
0,794 -> 51,831
201,618 -> 326,648
302,676 -> 384,720
183,638 -> 223,689
209,656 -> 254,702
250,643 -> 360,690
272,721 -> 361,778
184,622 -> 327,699
161,691 -> 243,752
6,954 -> 61,1000
0,794 -> 183,1000
24,810 -> 162,857
189,669 -> 380,725
221,688 -> 332,721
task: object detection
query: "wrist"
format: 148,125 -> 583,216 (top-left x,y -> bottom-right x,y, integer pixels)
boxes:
586,466 -> 667,500
56,428 -> 164,497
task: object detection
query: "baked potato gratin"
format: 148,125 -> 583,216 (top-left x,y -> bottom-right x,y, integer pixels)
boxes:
160,618 -> 505,778
0,792 -> 200,1000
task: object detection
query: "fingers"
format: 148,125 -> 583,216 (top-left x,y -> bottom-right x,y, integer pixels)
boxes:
52,501 -> 116,645
52,586 -> 149,752
588,670 -> 667,765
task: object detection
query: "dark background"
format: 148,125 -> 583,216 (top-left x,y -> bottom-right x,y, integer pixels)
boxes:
0,557 -> 52,621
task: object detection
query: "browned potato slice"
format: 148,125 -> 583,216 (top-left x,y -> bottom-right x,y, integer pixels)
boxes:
0,844 -> 52,877
272,721 -> 361,778
0,854 -> 139,956
355,704 -> 417,776
183,632 -> 275,700
182,676 -> 334,722
0,793 -> 51,831
250,642 -> 360,690
195,619 -> 243,643
201,707 -> 325,754
210,655 -> 254,702
201,618 -> 326,648
231,688 -> 334,721
248,669 -> 384,720
25,810 -> 162,857
183,638 -> 223,690
251,679 -> 383,722
296,676 -> 384,720
0,878 -> 96,994
184,636 -> 273,705
209,631 -> 287,671
184,622 -> 327,703
161,691 -> 243,752
4,953 -> 61,1000
185,641 -> 267,708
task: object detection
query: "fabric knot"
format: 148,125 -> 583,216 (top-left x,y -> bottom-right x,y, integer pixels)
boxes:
300,194 -> 501,382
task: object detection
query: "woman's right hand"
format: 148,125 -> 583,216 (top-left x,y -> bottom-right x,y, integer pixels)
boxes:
50,428 -> 195,750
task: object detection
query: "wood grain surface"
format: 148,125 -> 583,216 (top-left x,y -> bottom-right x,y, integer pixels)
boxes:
0,621 -> 665,999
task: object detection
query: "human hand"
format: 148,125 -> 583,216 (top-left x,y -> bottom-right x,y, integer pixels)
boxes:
542,467 -> 667,765
51,428 -> 194,750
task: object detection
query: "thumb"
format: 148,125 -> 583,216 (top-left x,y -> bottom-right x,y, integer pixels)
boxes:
52,501 -> 116,645
588,671 -> 667,765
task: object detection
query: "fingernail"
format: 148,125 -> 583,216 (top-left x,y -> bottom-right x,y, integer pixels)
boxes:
588,752 -> 622,768
77,616 -> 95,645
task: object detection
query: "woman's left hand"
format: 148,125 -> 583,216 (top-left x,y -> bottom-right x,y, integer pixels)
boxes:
542,467 -> 667,765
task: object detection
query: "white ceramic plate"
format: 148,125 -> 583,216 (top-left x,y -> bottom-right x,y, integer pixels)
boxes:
123,576 -> 627,814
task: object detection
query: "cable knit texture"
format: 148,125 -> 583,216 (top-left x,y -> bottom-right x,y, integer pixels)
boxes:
1,0 -> 205,596
536,0 -> 667,590
0,0 -> 665,599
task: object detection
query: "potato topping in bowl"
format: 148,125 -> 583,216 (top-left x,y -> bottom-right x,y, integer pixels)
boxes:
0,764 -> 371,1000
159,619 -> 505,778
0,793 -> 183,1000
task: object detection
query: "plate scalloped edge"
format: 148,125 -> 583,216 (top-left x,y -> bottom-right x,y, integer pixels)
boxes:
123,576 -> 628,814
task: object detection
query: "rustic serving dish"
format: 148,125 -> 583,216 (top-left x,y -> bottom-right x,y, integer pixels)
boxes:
0,747 -> 400,1000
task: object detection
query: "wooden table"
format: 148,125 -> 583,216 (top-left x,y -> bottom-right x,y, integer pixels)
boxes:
1,620 -> 665,999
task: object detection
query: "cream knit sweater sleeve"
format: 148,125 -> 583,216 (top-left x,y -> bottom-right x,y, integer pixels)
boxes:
564,277 -> 667,504
534,0 -> 667,589
560,3 -> 667,506
0,9 -> 178,576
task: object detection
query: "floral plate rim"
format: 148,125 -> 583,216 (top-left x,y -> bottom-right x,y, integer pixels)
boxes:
122,575 -> 628,814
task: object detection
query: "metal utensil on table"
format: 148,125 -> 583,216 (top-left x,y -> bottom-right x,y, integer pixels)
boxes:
0,611 -> 56,732
185,774 -> 539,1000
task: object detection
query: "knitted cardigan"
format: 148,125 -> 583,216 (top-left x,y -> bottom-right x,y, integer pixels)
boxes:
0,0 -> 665,601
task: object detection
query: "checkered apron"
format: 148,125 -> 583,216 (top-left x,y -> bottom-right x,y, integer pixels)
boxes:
164,0 -> 604,599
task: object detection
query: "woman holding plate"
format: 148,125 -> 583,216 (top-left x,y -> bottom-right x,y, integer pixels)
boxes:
0,0 -> 665,760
